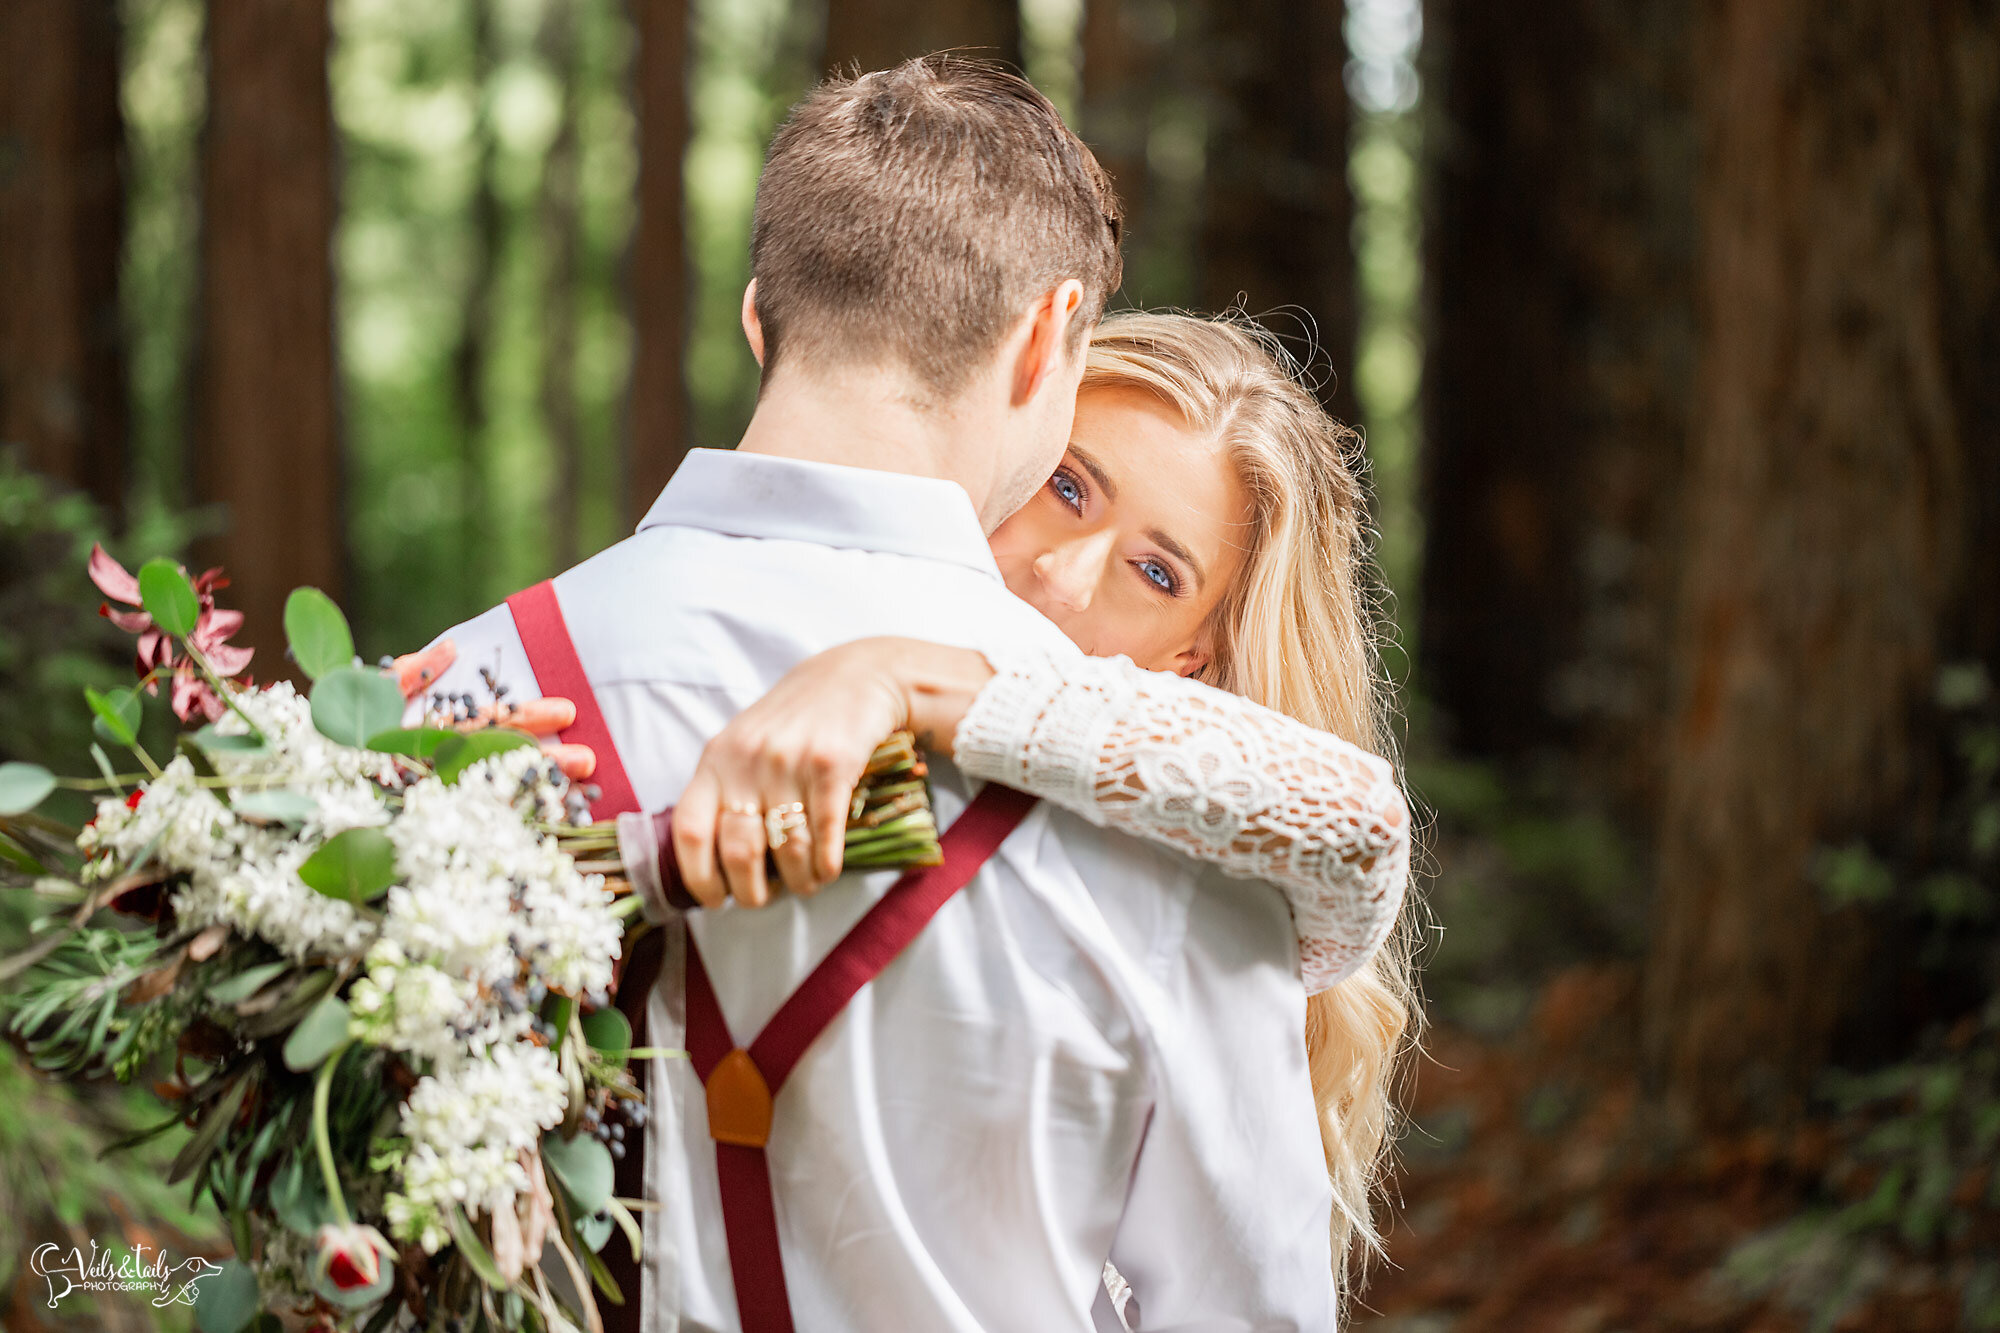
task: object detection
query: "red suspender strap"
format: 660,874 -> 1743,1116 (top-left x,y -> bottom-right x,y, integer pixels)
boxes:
505,579 -> 641,821
505,580 -> 655,1333
685,782 -> 1039,1333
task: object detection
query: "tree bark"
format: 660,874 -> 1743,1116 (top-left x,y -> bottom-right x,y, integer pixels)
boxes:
1420,0 -> 1695,779
194,0 -> 343,667
1644,0 -> 2000,1124
1079,0 -> 1155,284
0,0 -> 127,515
1193,0 -> 1358,426
821,0 -> 1020,75
626,0 -> 690,521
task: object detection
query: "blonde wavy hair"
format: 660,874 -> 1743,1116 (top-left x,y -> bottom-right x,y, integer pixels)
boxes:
1083,310 -> 1420,1301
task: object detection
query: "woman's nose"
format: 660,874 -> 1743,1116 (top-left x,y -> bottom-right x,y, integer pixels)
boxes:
1033,537 -> 1111,613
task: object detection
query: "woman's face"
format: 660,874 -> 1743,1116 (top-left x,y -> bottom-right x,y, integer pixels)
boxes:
989,384 -> 1253,676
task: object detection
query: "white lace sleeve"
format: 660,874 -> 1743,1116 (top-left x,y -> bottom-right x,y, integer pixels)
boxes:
953,651 -> 1410,993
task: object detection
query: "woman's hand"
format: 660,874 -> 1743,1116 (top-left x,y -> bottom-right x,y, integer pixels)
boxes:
389,640 -> 597,781
673,638 -> 996,909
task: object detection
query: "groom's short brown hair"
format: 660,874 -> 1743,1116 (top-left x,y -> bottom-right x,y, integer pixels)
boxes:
750,56 -> 1123,397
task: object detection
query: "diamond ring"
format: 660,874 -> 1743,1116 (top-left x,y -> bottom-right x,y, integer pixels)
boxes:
765,802 -> 808,849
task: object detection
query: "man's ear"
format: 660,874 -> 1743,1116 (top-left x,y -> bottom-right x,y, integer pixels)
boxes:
741,280 -> 766,367
1011,279 -> 1086,406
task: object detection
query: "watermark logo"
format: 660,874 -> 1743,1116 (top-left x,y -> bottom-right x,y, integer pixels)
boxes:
29,1240 -> 225,1310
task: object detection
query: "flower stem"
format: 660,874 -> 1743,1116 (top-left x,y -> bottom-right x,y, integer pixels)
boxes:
314,1041 -> 355,1228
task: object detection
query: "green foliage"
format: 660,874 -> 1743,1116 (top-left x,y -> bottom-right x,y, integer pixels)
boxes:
138,557 -> 200,636
1725,662 -> 2000,1329
0,760 -> 56,815
1407,745 -> 1644,1032
297,827 -> 399,904
310,664 -> 408,747
432,726 -> 538,783
282,994 -> 353,1071
284,586 -> 356,680
0,455 -> 193,816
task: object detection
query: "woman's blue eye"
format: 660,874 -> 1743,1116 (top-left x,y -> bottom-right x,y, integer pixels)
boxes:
1050,470 -> 1084,510
1139,560 -> 1177,593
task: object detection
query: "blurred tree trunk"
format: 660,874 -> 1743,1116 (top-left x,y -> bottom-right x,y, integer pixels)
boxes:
1644,0 -> 2000,1125
1080,0 -> 1156,281
1194,0 -> 1357,426
539,0 -> 584,568
194,0 -> 342,666
1420,0 -> 1694,781
821,0 -> 1020,73
0,0 -> 127,516
453,0 -> 502,604
626,0 -> 690,519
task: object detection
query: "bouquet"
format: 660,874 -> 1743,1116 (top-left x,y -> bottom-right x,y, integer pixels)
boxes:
0,550 -> 942,1333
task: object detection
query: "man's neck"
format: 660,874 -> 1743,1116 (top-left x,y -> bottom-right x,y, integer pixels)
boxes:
734,364 -> 1001,525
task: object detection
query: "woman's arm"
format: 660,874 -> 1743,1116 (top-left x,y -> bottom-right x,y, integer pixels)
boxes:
673,637 -> 1410,992
953,647 -> 1409,992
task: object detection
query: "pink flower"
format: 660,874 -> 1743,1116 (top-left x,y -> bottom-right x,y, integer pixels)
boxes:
88,544 -> 253,722
314,1222 -> 393,1293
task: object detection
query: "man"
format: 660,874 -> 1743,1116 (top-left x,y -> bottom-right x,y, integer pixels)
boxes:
417,57 -> 1334,1331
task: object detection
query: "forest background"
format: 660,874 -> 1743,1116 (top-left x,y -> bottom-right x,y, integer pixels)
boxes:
2,1 -> 1997,1330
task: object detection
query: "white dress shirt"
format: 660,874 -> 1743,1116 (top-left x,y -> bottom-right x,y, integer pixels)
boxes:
417,449 -> 1336,1332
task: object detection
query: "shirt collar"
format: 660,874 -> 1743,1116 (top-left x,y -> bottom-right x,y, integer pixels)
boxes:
636,449 -> 1002,581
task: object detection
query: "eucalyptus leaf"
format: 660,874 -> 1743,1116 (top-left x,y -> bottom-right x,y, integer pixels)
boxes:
542,1134 -> 614,1216
363,727 -> 458,761
0,828 -> 43,874
269,1157 -> 328,1236
576,1210 -> 614,1253
86,686 -> 142,748
447,1205 -> 510,1288
433,728 -> 539,785
0,762 -> 55,816
283,995 -> 352,1071
310,667 -> 407,749
297,828 -> 397,904
194,1258 -> 262,1333
138,558 -> 201,638
580,1009 -> 632,1060
233,790 -> 319,824
284,587 -> 356,681
209,961 -> 291,1005
194,725 -> 267,754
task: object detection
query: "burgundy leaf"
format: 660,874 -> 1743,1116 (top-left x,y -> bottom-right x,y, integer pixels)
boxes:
170,666 -> 207,722
192,607 -> 245,649
87,544 -> 142,606
102,604 -> 154,634
204,642 -> 255,677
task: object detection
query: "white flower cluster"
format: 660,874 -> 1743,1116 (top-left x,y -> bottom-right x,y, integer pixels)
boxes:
77,685 -> 390,960
76,681 -> 626,1256
384,1043 -> 568,1253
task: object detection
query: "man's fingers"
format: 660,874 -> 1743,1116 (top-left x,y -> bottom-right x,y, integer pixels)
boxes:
490,697 -> 577,736
392,640 -> 456,700
540,741 -> 595,781
671,780 -> 726,910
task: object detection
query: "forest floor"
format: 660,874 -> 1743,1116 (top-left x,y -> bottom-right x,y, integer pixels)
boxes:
1353,965 -> 1970,1333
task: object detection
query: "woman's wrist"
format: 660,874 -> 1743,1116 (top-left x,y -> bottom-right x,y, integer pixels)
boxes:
860,638 -> 995,753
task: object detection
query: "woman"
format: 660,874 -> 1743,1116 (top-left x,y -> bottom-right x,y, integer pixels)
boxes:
665,310 -> 1419,1307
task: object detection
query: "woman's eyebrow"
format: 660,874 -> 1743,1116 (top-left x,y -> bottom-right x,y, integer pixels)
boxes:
1066,443 -> 1119,501
1149,528 -> 1205,590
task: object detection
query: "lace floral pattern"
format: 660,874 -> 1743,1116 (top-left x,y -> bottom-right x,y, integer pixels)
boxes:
954,651 -> 1410,994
